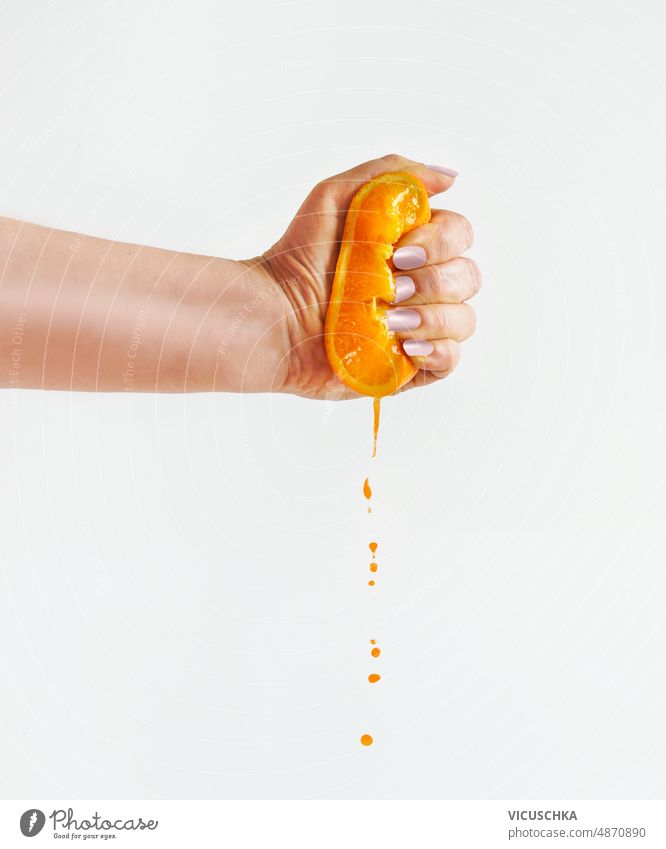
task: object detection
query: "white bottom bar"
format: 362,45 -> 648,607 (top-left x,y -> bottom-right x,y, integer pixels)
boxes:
1,800 -> 665,848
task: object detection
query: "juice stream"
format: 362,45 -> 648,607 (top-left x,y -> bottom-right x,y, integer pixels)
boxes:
361,400 -> 382,747
372,398 -> 381,458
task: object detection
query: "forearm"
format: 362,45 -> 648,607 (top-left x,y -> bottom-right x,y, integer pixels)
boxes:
0,217 -> 288,392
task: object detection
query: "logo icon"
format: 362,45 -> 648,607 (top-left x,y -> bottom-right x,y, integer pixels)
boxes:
20,809 -> 45,837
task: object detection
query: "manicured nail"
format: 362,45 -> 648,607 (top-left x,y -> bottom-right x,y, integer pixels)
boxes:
386,308 -> 421,332
393,275 -> 415,303
393,245 -> 426,270
403,340 -> 434,357
427,164 -> 459,178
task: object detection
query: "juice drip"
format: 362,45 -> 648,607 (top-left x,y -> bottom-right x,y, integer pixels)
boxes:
369,542 -> 378,576
362,407 -> 382,746
363,478 -> 372,513
372,397 -> 381,458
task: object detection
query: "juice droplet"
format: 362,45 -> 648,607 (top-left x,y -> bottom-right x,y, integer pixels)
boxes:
360,734 -> 373,747
369,542 -> 378,554
363,478 -> 372,513
368,579 -> 375,587
369,563 -> 377,572
371,647 -> 380,657
372,397 -> 381,458
368,674 -> 381,684
370,639 -> 376,645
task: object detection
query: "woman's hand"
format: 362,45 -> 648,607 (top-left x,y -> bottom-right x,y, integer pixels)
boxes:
263,154 -> 481,400
0,155 -> 478,397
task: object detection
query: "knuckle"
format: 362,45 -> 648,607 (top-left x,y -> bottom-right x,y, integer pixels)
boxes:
439,226 -> 451,260
434,305 -> 450,336
459,214 -> 474,246
440,260 -> 466,302
465,257 -> 482,293
310,179 -> 330,201
431,341 -> 459,378
438,340 -> 454,369
451,340 -> 462,366
430,265 -> 448,300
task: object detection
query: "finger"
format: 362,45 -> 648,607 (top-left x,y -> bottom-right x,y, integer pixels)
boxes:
315,153 -> 458,202
402,338 -> 461,377
398,368 -> 455,394
391,209 -> 474,270
393,256 -> 481,306
387,302 -> 476,342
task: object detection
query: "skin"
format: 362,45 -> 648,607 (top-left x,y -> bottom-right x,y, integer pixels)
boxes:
0,154 -> 479,398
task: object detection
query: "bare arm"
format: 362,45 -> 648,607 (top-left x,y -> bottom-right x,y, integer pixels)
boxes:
0,155 -> 478,398
0,216 -> 289,392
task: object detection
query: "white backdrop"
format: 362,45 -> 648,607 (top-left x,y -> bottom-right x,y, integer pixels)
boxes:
1,0 -> 665,799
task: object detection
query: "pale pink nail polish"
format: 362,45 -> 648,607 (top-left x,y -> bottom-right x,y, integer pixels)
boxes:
393,246 -> 426,270
393,275 -> 415,303
427,164 -> 459,178
403,340 -> 433,357
386,308 -> 421,332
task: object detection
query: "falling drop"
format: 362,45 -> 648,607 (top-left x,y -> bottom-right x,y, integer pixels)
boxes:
368,579 -> 375,587
363,478 -> 372,515
369,542 -> 378,555
368,674 -> 381,684
369,563 -> 377,572
371,647 -> 380,658
360,734 -> 373,747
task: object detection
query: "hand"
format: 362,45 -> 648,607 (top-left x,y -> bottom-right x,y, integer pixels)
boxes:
262,154 -> 481,400
0,156 -> 479,397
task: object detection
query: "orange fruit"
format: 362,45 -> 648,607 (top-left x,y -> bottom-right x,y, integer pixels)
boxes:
325,172 -> 431,397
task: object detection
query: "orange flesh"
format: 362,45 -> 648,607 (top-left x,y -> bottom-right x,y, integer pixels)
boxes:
325,172 -> 431,397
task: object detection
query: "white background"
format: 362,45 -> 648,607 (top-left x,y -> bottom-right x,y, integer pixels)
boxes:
1,0 -> 665,800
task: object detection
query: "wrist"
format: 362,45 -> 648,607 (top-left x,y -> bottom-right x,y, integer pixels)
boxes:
117,252 -> 292,394
202,256 -> 292,393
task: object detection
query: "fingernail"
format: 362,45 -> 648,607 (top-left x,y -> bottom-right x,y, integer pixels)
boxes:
393,245 -> 426,270
386,308 -> 421,332
393,275 -> 415,303
427,164 -> 459,178
403,340 -> 434,357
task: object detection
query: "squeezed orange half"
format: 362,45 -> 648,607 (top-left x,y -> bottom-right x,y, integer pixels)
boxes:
325,171 -> 431,397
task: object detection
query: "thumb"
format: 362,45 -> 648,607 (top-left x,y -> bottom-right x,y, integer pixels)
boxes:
317,153 -> 458,203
